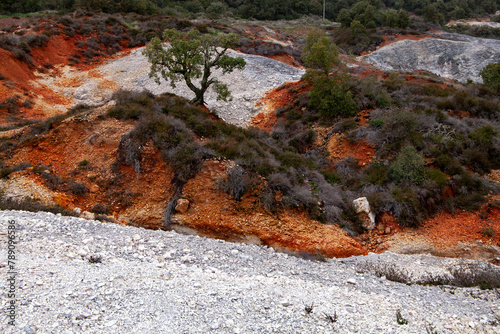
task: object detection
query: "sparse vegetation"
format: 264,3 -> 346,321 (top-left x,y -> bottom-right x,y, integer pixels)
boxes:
324,311 -> 338,324
480,226 -> 496,237
396,309 -> 408,325
304,304 -> 314,315
87,255 -> 103,263
0,191 -> 76,216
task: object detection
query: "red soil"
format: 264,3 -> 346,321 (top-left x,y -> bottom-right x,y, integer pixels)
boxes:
251,80 -> 310,130
177,160 -> 367,258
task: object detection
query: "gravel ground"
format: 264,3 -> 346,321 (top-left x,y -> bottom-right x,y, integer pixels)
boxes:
1,210 -> 499,333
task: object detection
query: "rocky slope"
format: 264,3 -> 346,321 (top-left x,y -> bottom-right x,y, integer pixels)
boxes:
1,210 -> 499,333
362,32 -> 500,83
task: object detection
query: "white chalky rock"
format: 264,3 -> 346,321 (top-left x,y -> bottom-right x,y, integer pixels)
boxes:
353,197 -> 376,230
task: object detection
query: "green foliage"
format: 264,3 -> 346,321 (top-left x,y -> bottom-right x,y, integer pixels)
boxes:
321,170 -> 342,185
364,161 -> 389,185
2,0 -> 497,27
302,30 -> 339,75
396,310 -> 408,325
480,61 -> 500,93
309,75 -> 358,118
469,126 -> 498,148
143,28 -> 245,105
77,159 -> 90,170
389,146 -> 424,185
426,169 -> 448,189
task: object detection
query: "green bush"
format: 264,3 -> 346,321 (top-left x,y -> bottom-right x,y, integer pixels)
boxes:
468,126 -> 498,148
480,60 -> 500,93
321,170 -> 342,185
365,161 -> 389,185
309,76 -> 358,118
389,146 -> 425,185
425,169 -> 448,189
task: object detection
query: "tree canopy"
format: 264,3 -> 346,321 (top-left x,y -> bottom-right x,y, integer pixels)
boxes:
302,30 -> 340,75
143,28 -> 246,105
2,0 -> 498,26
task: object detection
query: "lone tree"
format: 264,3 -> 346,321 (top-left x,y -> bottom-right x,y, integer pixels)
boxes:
302,29 -> 340,75
143,28 -> 246,105
302,30 -> 357,117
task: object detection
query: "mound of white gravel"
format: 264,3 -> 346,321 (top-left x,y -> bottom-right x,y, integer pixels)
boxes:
70,48 -> 304,127
362,32 -> 500,83
1,210 -> 499,333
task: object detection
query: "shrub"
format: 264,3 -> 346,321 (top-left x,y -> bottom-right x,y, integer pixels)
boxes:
309,75 -> 358,118
391,187 -> 422,226
77,159 -> 90,170
0,193 -> 75,216
389,146 -> 424,185
468,126 -> 498,148
0,96 -> 20,114
91,203 -> 109,215
321,170 -> 342,185
425,169 -> 448,189
480,60 -> 500,93
219,165 -> 253,201
67,179 -> 88,195
435,154 -> 463,176
364,161 -> 389,185
0,162 -> 31,179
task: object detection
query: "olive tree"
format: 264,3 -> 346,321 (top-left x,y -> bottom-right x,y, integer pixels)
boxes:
143,28 -> 246,105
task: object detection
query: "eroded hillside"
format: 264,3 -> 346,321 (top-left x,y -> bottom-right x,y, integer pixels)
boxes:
1,13 -> 500,263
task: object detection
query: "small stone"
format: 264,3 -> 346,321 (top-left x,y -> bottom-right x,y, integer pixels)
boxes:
385,227 -> 391,234
83,237 -> 94,244
23,325 -> 36,334
73,207 -> 82,215
105,320 -> 117,327
175,199 -> 190,213
347,278 -> 357,285
89,185 -> 99,193
132,234 -> 140,241
80,211 -> 95,220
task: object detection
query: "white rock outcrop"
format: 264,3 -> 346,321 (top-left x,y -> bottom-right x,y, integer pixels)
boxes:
362,33 -> 500,83
353,197 -> 376,230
